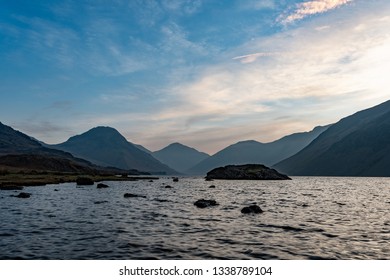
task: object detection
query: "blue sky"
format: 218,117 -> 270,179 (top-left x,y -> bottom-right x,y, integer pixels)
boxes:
1,0 -> 390,154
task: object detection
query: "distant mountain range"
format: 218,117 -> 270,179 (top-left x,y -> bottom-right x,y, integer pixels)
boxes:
275,100 -> 390,176
52,126 -> 177,175
188,125 -> 329,175
2,99 -> 390,177
153,142 -> 210,173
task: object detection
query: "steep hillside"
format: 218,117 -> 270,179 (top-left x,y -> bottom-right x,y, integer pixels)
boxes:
275,100 -> 390,176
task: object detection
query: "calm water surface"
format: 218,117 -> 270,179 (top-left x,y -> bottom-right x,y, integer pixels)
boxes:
0,177 -> 389,259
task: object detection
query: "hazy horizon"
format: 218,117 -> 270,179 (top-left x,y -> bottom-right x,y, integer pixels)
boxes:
1,0 -> 390,154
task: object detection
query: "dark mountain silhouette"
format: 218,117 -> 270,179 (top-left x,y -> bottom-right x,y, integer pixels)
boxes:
188,125 -> 329,175
0,122 -> 132,174
153,142 -> 210,173
52,126 -> 177,174
275,100 -> 390,176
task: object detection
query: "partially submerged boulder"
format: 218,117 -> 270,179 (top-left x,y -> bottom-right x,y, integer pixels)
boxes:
206,164 -> 291,180
194,199 -> 218,208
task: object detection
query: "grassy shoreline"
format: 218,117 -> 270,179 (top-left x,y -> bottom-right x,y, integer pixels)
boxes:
0,171 -> 159,189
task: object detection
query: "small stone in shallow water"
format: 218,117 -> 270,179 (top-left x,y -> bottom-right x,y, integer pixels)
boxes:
165,185 -> 172,188
124,193 -> 146,198
173,177 -> 179,182
194,199 -> 218,208
209,185 -> 216,188
241,205 -> 263,214
97,183 -> 109,189
94,200 -> 109,204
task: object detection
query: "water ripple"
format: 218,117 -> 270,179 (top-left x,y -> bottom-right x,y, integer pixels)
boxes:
0,177 -> 389,259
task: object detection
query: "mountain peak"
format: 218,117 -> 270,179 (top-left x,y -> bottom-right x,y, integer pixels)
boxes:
86,126 -> 122,136
235,140 -> 263,145
168,142 -> 186,148
66,126 -> 126,144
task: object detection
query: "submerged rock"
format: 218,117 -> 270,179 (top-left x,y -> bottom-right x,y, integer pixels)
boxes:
13,192 -> 31,199
209,185 -> 216,188
124,193 -> 146,198
206,164 -> 291,180
172,177 -> 179,182
241,205 -> 263,214
194,199 -> 218,208
76,177 -> 94,185
94,200 -> 109,204
164,185 -> 172,189
97,183 -> 110,189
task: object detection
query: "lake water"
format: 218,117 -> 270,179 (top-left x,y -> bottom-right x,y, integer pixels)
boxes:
0,177 -> 389,259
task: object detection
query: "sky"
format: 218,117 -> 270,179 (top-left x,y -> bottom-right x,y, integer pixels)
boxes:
1,0 -> 390,154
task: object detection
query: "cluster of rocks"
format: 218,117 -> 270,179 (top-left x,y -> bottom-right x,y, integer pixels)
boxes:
194,198 -> 263,215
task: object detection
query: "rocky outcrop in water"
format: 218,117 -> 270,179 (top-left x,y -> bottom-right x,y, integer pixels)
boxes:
206,164 -> 291,180
241,205 -> 263,214
194,199 -> 218,208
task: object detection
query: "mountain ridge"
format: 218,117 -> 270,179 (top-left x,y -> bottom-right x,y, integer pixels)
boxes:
188,125 -> 330,175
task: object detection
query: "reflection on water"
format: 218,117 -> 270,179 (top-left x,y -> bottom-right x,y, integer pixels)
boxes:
0,177 -> 389,259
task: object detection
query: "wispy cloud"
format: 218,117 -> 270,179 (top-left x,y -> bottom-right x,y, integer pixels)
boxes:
280,0 -> 353,24
233,52 -> 280,64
